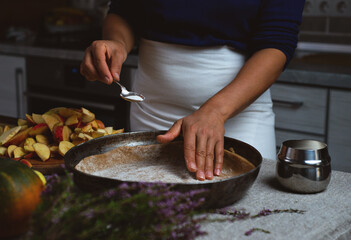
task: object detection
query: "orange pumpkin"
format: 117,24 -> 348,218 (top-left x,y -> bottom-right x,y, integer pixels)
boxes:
0,158 -> 45,238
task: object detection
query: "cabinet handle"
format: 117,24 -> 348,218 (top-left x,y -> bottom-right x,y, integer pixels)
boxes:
15,68 -> 26,117
272,99 -> 304,108
24,92 -> 115,111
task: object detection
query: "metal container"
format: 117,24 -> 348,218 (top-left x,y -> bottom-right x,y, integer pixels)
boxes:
65,131 -> 262,209
276,139 -> 331,193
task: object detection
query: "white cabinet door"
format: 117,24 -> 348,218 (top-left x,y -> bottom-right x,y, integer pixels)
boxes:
328,90 -> 351,172
0,55 -> 26,118
271,83 -> 328,135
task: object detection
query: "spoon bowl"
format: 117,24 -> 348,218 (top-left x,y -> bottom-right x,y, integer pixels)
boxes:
114,80 -> 145,102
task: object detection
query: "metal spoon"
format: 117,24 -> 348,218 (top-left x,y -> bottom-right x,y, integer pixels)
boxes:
113,79 -> 145,102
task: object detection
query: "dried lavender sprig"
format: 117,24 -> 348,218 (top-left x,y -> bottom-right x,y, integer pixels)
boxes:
26,173 -> 209,240
244,228 -> 270,236
251,208 -> 306,218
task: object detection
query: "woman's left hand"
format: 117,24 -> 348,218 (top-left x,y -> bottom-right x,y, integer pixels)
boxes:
157,107 -> 225,181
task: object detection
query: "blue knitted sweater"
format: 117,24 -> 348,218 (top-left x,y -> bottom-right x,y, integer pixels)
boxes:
108,0 -> 305,64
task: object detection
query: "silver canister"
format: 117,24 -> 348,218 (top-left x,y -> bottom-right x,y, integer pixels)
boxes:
276,140 -> 331,193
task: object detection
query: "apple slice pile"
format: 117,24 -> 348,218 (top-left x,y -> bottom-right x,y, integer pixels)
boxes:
0,107 -> 124,165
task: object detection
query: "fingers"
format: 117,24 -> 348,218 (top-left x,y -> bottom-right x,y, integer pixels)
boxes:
158,115 -> 225,181
214,139 -> 224,176
80,40 -> 126,85
109,49 -> 126,82
205,139 -> 215,180
183,127 -> 197,173
156,120 -> 182,144
184,127 -> 223,181
80,47 -> 100,82
91,42 -> 113,84
195,134 -> 206,181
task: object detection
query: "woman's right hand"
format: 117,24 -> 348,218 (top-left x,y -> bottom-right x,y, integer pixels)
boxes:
80,39 -> 128,85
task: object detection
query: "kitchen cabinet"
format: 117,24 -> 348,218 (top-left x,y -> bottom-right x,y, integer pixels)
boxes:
271,82 -> 351,172
271,84 -> 328,135
0,55 -> 27,118
327,90 -> 351,172
271,83 -> 328,149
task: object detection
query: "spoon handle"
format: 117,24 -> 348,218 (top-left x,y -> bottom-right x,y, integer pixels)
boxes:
113,79 -> 126,91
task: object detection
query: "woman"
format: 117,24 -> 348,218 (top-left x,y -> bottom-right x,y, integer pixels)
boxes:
80,0 -> 305,181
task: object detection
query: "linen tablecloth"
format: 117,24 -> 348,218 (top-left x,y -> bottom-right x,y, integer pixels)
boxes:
201,159 -> 351,240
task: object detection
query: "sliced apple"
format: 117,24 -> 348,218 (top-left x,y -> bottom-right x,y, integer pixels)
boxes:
17,118 -> 28,126
53,125 -> 64,142
3,125 -> 10,133
105,127 -> 113,135
72,139 -> 85,146
35,134 -> 51,145
13,147 -> 26,158
24,145 -> 34,152
0,126 -> 22,146
58,141 -> 75,156
32,113 -> 45,124
49,145 -> 59,157
87,120 -> 99,130
58,107 -> 82,118
62,126 -> 72,141
7,145 -> 18,158
112,128 -> 124,134
24,137 -> 36,152
74,128 -> 82,133
3,127 -> 32,147
29,123 -> 49,136
49,145 -> 59,153
24,137 -> 36,146
81,107 -> 95,123
91,130 -> 105,138
45,107 -> 65,115
70,132 -> 79,141
0,146 -> 7,156
25,114 -> 36,125
42,114 -> 62,131
78,133 -> 93,141
19,125 -> 28,131
23,152 -> 36,159
95,119 -> 105,129
76,119 -> 85,128
56,114 -> 65,124
33,143 -> 51,161
65,115 -> 79,126
81,124 -> 92,133
20,159 -> 33,168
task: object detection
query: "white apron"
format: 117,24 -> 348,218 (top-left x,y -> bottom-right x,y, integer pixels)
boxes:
130,39 -> 276,159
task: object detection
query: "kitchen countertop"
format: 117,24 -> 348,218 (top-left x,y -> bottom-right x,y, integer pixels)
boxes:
200,159 -> 351,240
0,42 -> 138,67
1,42 -> 351,89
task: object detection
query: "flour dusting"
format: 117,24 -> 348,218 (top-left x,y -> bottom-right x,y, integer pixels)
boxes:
75,142 -> 254,184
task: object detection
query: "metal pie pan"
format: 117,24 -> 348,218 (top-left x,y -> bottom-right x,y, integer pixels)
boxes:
64,131 -> 262,209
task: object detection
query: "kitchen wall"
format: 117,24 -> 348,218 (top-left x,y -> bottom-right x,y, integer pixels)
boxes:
300,0 -> 351,44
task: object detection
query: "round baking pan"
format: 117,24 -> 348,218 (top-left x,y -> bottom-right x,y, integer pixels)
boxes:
64,131 -> 262,209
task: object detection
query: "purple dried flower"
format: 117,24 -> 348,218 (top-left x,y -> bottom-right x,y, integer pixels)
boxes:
103,189 -> 117,198
81,209 -> 95,219
118,182 -> 130,189
245,228 -> 270,236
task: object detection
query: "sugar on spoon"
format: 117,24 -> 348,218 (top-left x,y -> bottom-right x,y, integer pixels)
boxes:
113,79 -> 145,102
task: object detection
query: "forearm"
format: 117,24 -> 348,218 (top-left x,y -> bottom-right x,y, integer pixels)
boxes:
201,48 -> 286,120
103,14 -> 135,54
